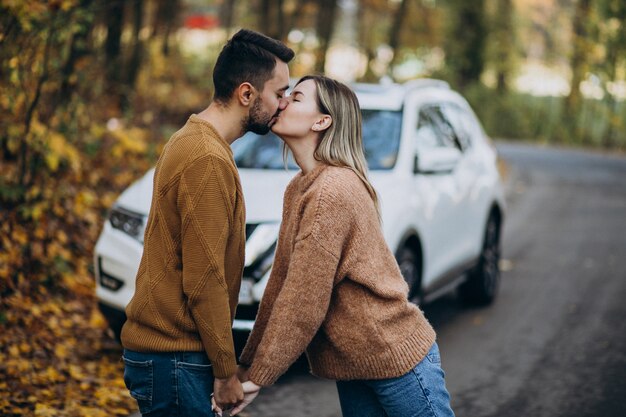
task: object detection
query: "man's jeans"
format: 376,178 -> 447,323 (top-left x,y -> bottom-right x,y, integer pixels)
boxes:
123,349 -> 215,417
336,343 -> 455,417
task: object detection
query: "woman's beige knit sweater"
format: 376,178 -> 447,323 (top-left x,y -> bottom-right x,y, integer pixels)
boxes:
240,165 -> 436,386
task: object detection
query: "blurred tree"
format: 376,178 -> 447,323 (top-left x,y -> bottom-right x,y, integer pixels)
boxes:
388,0 -> 410,69
444,0 -> 488,88
565,0 -> 592,122
126,0 -> 145,101
260,0 -> 281,38
152,0 -> 180,55
104,0 -> 125,95
595,0 -> 626,147
58,0 -> 94,105
356,0 -> 392,81
356,0 -> 441,81
314,0 -> 338,72
489,0 -> 516,92
220,0 -> 237,34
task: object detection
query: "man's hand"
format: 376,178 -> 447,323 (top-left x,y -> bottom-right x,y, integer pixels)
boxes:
230,381 -> 261,416
213,374 -> 244,412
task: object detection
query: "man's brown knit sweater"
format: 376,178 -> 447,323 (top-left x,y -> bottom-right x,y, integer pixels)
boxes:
240,165 -> 436,386
121,115 -> 245,378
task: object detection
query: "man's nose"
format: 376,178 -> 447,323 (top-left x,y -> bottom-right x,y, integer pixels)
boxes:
278,97 -> 289,110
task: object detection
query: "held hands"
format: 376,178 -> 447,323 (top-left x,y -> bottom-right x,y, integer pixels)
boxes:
211,366 -> 260,416
212,374 -> 243,415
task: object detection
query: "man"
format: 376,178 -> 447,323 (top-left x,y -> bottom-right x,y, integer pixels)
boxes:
120,29 -> 294,416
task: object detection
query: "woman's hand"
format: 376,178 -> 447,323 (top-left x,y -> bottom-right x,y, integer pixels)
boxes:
230,381 -> 262,416
237,365 -> 251,383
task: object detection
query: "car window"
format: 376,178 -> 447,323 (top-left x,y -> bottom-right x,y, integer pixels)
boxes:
416,106 -> 463,151
232,132 -> 297,169
362,109 -> 402,170
440,104 -> 478,150
232,109 -> 402,170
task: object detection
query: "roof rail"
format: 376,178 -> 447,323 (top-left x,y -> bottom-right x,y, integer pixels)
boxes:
402,78 -> 450,91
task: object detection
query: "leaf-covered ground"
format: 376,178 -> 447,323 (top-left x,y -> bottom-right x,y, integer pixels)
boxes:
0,278 -> 136,417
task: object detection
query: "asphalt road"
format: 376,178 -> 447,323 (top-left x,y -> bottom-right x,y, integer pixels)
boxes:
234,142 -> 626,417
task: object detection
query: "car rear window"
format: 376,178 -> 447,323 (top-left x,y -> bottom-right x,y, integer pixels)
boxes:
232,109 -> 402,170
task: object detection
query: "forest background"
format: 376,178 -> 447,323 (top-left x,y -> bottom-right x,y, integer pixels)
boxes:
1,0 -> 625,415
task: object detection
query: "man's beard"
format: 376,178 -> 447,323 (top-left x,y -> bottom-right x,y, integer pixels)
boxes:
244,97 -> 274,135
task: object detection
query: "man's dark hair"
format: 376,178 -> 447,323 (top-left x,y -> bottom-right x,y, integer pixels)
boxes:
213,29 -> 295,103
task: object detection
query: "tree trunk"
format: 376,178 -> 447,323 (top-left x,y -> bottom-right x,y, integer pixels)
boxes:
493,0 -> 514,93
285,0 -> 308,42
58,0 -> 95,105
104,0 -> 124,90
565,0 -> 591,118
276,0 -> 285,40
314,0 -> 338,73
126,0 -> 144,90
220,0 -> 237,34
387,0 -> 409,75
154,0 -> 179,56
259,0 -> 271,35
445,0 -> 487,88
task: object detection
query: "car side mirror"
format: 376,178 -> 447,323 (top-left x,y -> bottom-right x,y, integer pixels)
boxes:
413,147 -> 461,174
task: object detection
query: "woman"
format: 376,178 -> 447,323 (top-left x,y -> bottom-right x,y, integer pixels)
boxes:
230,75 -> 455,417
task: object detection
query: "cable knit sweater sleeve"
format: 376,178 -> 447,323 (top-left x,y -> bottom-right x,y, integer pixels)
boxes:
238,182 -> 297,367
246,171 -> 354,386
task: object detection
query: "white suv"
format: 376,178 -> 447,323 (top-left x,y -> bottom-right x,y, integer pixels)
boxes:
94,79 -> 505,339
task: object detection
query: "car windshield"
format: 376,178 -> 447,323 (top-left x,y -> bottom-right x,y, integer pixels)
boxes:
232,109 -> 402,170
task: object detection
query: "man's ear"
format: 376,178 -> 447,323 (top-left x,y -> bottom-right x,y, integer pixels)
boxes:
312,115 -> 332,132
237,82 -> 256,106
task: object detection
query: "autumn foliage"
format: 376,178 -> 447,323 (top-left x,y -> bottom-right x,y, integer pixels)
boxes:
0,1 -> 205,415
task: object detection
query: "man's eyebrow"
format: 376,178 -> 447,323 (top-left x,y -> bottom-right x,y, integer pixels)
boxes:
278,85 -> 289,92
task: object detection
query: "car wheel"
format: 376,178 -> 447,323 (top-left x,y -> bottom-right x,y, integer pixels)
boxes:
396,246 -> 422,304
460,214 -> 501,305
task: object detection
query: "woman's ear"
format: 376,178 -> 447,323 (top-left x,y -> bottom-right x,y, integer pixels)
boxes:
237,82 -> 256,106
312,115 -> 332,132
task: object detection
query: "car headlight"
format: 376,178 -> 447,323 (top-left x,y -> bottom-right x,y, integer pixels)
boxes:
109,206 -> 146,242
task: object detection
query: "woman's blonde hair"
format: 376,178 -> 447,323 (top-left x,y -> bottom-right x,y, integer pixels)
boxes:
295,75 -> 380,219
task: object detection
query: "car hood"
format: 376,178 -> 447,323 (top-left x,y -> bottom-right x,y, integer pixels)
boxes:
239,169 -> 295,223
115,167 -> 395,222
116,168 -> 155,215
115,167 -> 296,222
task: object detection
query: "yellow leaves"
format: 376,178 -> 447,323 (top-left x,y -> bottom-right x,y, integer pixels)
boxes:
1,290 -> 137,415
35,403 -> 58,417
20,342 -> 32,354
12,227 -> 28,246
89,309 -> 106,329
54,344 -> 69,360
110,127 -> 149,158
9,344 -> 20,357
45,132 -> 81,173
74,190 -> 99,225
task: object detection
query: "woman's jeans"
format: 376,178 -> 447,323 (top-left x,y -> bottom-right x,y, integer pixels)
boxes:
336,343 -> 455,417
123,349 -> 215,417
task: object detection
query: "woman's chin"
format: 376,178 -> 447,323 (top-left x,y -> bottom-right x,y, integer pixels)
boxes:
270,124 -> 283,136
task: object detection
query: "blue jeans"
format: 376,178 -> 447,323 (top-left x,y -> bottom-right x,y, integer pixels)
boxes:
123,349 -> 215,417
336,343 -> 455,417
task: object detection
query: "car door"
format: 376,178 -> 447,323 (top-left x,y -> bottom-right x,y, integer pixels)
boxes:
413,104 -> 474,292
438,103 -> 486,261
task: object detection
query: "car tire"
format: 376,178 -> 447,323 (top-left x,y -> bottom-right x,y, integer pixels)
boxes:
396,246 -> 422,305
460,213 -> 501,306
